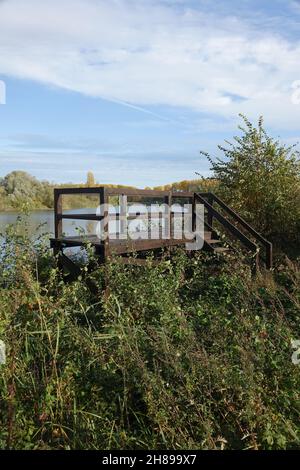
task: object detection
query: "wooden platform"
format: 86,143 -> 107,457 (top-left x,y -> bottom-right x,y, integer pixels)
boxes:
50,186 -> 273,272
50,234 -> 191,255
49,231 -> 220,257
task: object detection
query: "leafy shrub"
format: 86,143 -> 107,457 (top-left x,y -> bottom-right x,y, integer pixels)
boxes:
201,115 -> 300,249
0,220 -> 300,449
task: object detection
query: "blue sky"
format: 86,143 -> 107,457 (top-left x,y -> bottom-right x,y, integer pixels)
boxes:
1,0 -> 300,187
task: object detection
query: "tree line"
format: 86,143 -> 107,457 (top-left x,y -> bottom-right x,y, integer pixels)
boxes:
0,171 -> 215,211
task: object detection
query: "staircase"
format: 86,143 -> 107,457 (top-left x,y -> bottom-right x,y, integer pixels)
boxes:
203,230 -> 230,254
50,186 -> 273,274
195,193 -> 273,271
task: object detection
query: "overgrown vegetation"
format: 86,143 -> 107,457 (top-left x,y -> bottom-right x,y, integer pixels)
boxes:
0,116 -> 300,450
0,216 -> 299,450
202,115 -> 300,250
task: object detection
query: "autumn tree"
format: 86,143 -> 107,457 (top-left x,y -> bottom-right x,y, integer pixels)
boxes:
202,115 -> 300,246
86,171 -> 95,187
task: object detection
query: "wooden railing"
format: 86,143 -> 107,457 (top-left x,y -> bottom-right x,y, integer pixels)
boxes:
53,186 -> 194,242
196,192 -> 273,269
54,187 -> 105,238
53,187 -> 272,270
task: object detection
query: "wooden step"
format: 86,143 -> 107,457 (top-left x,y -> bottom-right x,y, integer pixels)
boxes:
213,247 -> 230,253
206,239 -> 221,245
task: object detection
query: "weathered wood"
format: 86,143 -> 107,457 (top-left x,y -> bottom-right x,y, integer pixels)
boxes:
100,187 -> 109,259
106,187 -> 193,198
266,243 -> 273,270
54,189 -> 62,239
58,213 -> 103,221
208,193 -> 271,246
51,186 -> 273,274
117,212 -> 183,220
53,187 -> 102,194
195,193 -> 257,253
59,252 -> 81,278
207,193 -> 214,228
164,193 -> 172,239
119,194 -> 127,238
109,237 -> 188,255
197,192 -> 273,270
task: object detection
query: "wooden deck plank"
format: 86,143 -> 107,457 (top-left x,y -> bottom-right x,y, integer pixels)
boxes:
50,232 -> 200,255
50,231 -> 212,247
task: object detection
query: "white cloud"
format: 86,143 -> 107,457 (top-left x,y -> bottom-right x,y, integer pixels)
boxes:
0,0 -> 300,129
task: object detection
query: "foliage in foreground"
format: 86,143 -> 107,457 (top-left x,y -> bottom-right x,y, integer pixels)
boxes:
0,223 -> 300,450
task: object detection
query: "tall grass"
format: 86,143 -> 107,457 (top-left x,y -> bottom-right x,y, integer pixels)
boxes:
0,219 -> 300,449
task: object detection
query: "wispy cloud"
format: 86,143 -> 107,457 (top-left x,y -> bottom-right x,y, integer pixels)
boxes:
0,0 -> 300,130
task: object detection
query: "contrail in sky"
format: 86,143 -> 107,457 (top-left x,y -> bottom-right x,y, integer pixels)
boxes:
103,95 -> 178,124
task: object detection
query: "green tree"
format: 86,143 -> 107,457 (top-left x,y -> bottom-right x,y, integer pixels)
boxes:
86,171 -> 95,187
0,171 -> 42,209
39,181 -> 54,208
0,185 -> 7,210
202,115 -> 300,246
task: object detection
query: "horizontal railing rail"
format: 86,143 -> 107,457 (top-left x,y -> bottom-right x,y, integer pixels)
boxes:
54,187 -> 104,195
58,213 -> 104,221
106,188 -> 193,198
54,186 -> 194,198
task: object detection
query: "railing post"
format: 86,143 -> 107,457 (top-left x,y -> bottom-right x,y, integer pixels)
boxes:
251,251 -> 260,276
207,193 -> 214,228
119,194 -> 127,240
99,187 -> 109,261
164,192 -> 172,240
266,243 -> 273,270
53,189 -> 62,260
192,194 -> 196,234
54,189 -> 62,239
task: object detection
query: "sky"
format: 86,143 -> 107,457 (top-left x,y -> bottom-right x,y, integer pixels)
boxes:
0,0 -> 300,187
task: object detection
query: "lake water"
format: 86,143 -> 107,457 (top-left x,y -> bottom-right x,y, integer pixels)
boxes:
0,209 -> 97,240
0,206 -> 180,242
0,210 -> 55,239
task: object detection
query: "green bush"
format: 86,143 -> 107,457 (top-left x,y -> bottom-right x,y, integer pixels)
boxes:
202,115 -> 300,249
0,220 -> 300,449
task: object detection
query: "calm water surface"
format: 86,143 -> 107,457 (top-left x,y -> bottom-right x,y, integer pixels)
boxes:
0,209 -> 100,241
0,206 -> 169,242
